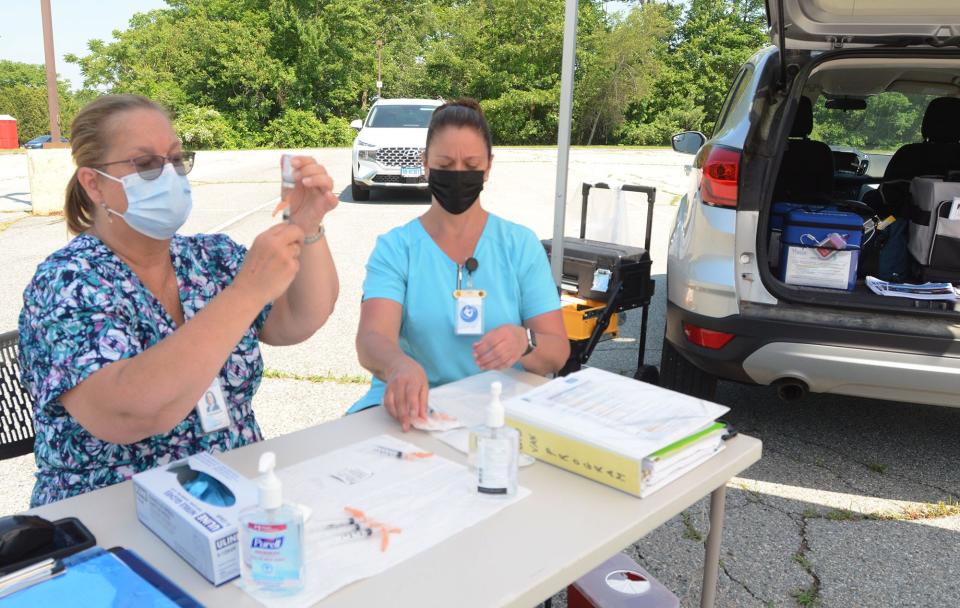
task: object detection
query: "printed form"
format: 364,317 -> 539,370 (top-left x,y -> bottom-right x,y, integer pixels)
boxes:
243,435 -> 529,608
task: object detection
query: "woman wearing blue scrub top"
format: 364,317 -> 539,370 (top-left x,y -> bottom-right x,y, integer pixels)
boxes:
353,98 -> 570,430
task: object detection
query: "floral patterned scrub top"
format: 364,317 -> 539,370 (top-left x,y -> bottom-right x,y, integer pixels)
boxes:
18,232 -> 270,507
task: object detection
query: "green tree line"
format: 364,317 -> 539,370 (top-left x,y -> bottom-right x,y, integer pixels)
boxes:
0,0 -> 934,150
0,60 -> 94,145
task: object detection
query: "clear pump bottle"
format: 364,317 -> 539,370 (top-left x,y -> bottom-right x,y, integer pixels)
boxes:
239,452 -> 305,596
471,381 -> 519,496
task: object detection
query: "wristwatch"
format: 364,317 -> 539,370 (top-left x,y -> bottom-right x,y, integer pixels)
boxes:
303,223 -> 325,245
522,327 -> 537,356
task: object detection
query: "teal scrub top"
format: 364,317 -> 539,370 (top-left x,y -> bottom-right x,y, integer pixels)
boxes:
349,213 -> 560,413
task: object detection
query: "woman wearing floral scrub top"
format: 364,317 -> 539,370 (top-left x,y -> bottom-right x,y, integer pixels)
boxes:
18,95 -> 339,506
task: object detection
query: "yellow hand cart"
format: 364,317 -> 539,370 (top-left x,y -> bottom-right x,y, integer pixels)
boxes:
542,182 -> 658,382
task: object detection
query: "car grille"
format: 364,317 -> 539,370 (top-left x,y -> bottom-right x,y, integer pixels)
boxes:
373,174 -> 428,184
377,147 -> 424,168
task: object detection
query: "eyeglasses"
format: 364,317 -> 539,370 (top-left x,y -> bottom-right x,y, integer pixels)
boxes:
95,151 -> 196,180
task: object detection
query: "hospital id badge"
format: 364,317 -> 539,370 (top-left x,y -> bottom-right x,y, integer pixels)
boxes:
196,378 -> 230,434
454,289 -> 485,335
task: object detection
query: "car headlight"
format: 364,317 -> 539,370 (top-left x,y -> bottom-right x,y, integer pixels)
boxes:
356,141 -> 378,161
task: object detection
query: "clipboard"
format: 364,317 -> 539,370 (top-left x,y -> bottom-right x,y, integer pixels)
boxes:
0,546 -> 202,607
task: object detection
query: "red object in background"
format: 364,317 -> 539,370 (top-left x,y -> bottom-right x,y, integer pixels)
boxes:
0,116 -> 17,149
568,582 -> 596,608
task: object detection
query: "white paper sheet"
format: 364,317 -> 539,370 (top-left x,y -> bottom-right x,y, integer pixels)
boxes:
866,276 -> 959,301
783,246 -> 854,290
505,367 -> 729,461
640,443 -> 725,498
427,370 -> 537,428
240,435 -> 529,607
427,371 -> 541,455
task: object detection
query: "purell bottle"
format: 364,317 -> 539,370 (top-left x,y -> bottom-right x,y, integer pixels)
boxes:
471,381 -> 519,496
238,452 -> 304,596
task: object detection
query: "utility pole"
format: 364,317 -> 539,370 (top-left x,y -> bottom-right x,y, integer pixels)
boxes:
40,0 -> 62,146
376,38 -> 383,98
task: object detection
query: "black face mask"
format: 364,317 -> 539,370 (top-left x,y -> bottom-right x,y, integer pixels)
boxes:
428,169 -> 485,215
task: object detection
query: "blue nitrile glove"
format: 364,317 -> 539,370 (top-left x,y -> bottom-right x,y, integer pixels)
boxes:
182,472 -> 236,507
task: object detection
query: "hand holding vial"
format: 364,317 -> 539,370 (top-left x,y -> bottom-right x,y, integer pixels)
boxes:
273,154 -> 339,234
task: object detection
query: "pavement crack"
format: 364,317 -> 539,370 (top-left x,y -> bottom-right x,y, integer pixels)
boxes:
763,443 -> 871,496
738,480 -> 806,525
720,562 -> 769,605
790,513 -> 822,607
778,430 -> 958,499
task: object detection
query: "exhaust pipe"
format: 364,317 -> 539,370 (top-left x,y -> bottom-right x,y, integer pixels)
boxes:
774,378 -> 809,402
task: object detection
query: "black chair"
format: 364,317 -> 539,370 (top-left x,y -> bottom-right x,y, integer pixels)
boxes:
0,331 -> 35,460
870,97 -> 960,214
773,96 -> 835,202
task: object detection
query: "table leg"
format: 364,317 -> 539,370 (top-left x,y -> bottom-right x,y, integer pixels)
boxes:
700,484 -> 727,608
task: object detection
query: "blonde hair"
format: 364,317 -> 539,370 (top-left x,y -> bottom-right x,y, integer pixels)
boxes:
64,94 -> 167,235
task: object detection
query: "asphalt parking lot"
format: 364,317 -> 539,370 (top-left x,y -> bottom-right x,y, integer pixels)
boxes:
1,148 -> 958,607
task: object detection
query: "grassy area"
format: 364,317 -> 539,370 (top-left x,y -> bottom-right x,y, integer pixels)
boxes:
874,499 -> 960,522
824,508 -> 859,522
808,500 -> 960,523
791,551 -> 821,607
792,552 -> 813,570
680,511 -> 704,542
792,584 -> 820,607
262,368 -> 370,385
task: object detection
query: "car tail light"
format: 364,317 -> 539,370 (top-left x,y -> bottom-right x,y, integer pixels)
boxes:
701,146 -> 740,208
683,323 -> 735,350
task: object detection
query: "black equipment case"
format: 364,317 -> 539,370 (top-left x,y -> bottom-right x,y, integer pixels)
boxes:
541,238 -> 653,308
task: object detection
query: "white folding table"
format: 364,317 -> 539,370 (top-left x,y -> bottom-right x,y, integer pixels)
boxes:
30,371 -> 761,607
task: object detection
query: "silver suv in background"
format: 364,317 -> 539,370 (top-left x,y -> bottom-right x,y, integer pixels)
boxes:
662,1 -> 960,407
350,98 -> 442,201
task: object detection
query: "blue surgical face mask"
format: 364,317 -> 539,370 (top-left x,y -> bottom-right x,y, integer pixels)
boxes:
94,163 -> 193,240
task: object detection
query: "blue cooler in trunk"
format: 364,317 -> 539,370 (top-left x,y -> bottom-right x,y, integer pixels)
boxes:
780,209 -> 864,291
769,202 -> 832,270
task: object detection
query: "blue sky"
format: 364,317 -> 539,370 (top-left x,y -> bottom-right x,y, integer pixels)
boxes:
0,1 -> 648,91
0,0 -> 168,90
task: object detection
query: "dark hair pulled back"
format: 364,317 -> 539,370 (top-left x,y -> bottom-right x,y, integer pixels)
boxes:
425,97 -> 492,159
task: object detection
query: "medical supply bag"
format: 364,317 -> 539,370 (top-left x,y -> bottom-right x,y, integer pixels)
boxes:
908,177 -> 960,281
780,209 -> 864,291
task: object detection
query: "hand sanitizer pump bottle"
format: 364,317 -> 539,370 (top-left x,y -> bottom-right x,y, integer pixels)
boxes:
239,452 -> 305,596
472,381 -> 519,496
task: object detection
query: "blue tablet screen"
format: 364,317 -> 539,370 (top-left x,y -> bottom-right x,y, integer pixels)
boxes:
4,549 -> 180,607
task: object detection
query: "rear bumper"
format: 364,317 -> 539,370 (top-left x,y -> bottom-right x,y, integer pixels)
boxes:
666,302 -> 960,407
742,343 -> 960,406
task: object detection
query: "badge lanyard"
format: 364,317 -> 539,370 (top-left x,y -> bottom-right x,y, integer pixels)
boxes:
454,257 -> 484,335
196,377 -> 230,434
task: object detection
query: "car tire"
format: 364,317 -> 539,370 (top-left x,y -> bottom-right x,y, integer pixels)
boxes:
351,172 -> 370,201
659,337 -> 718,400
